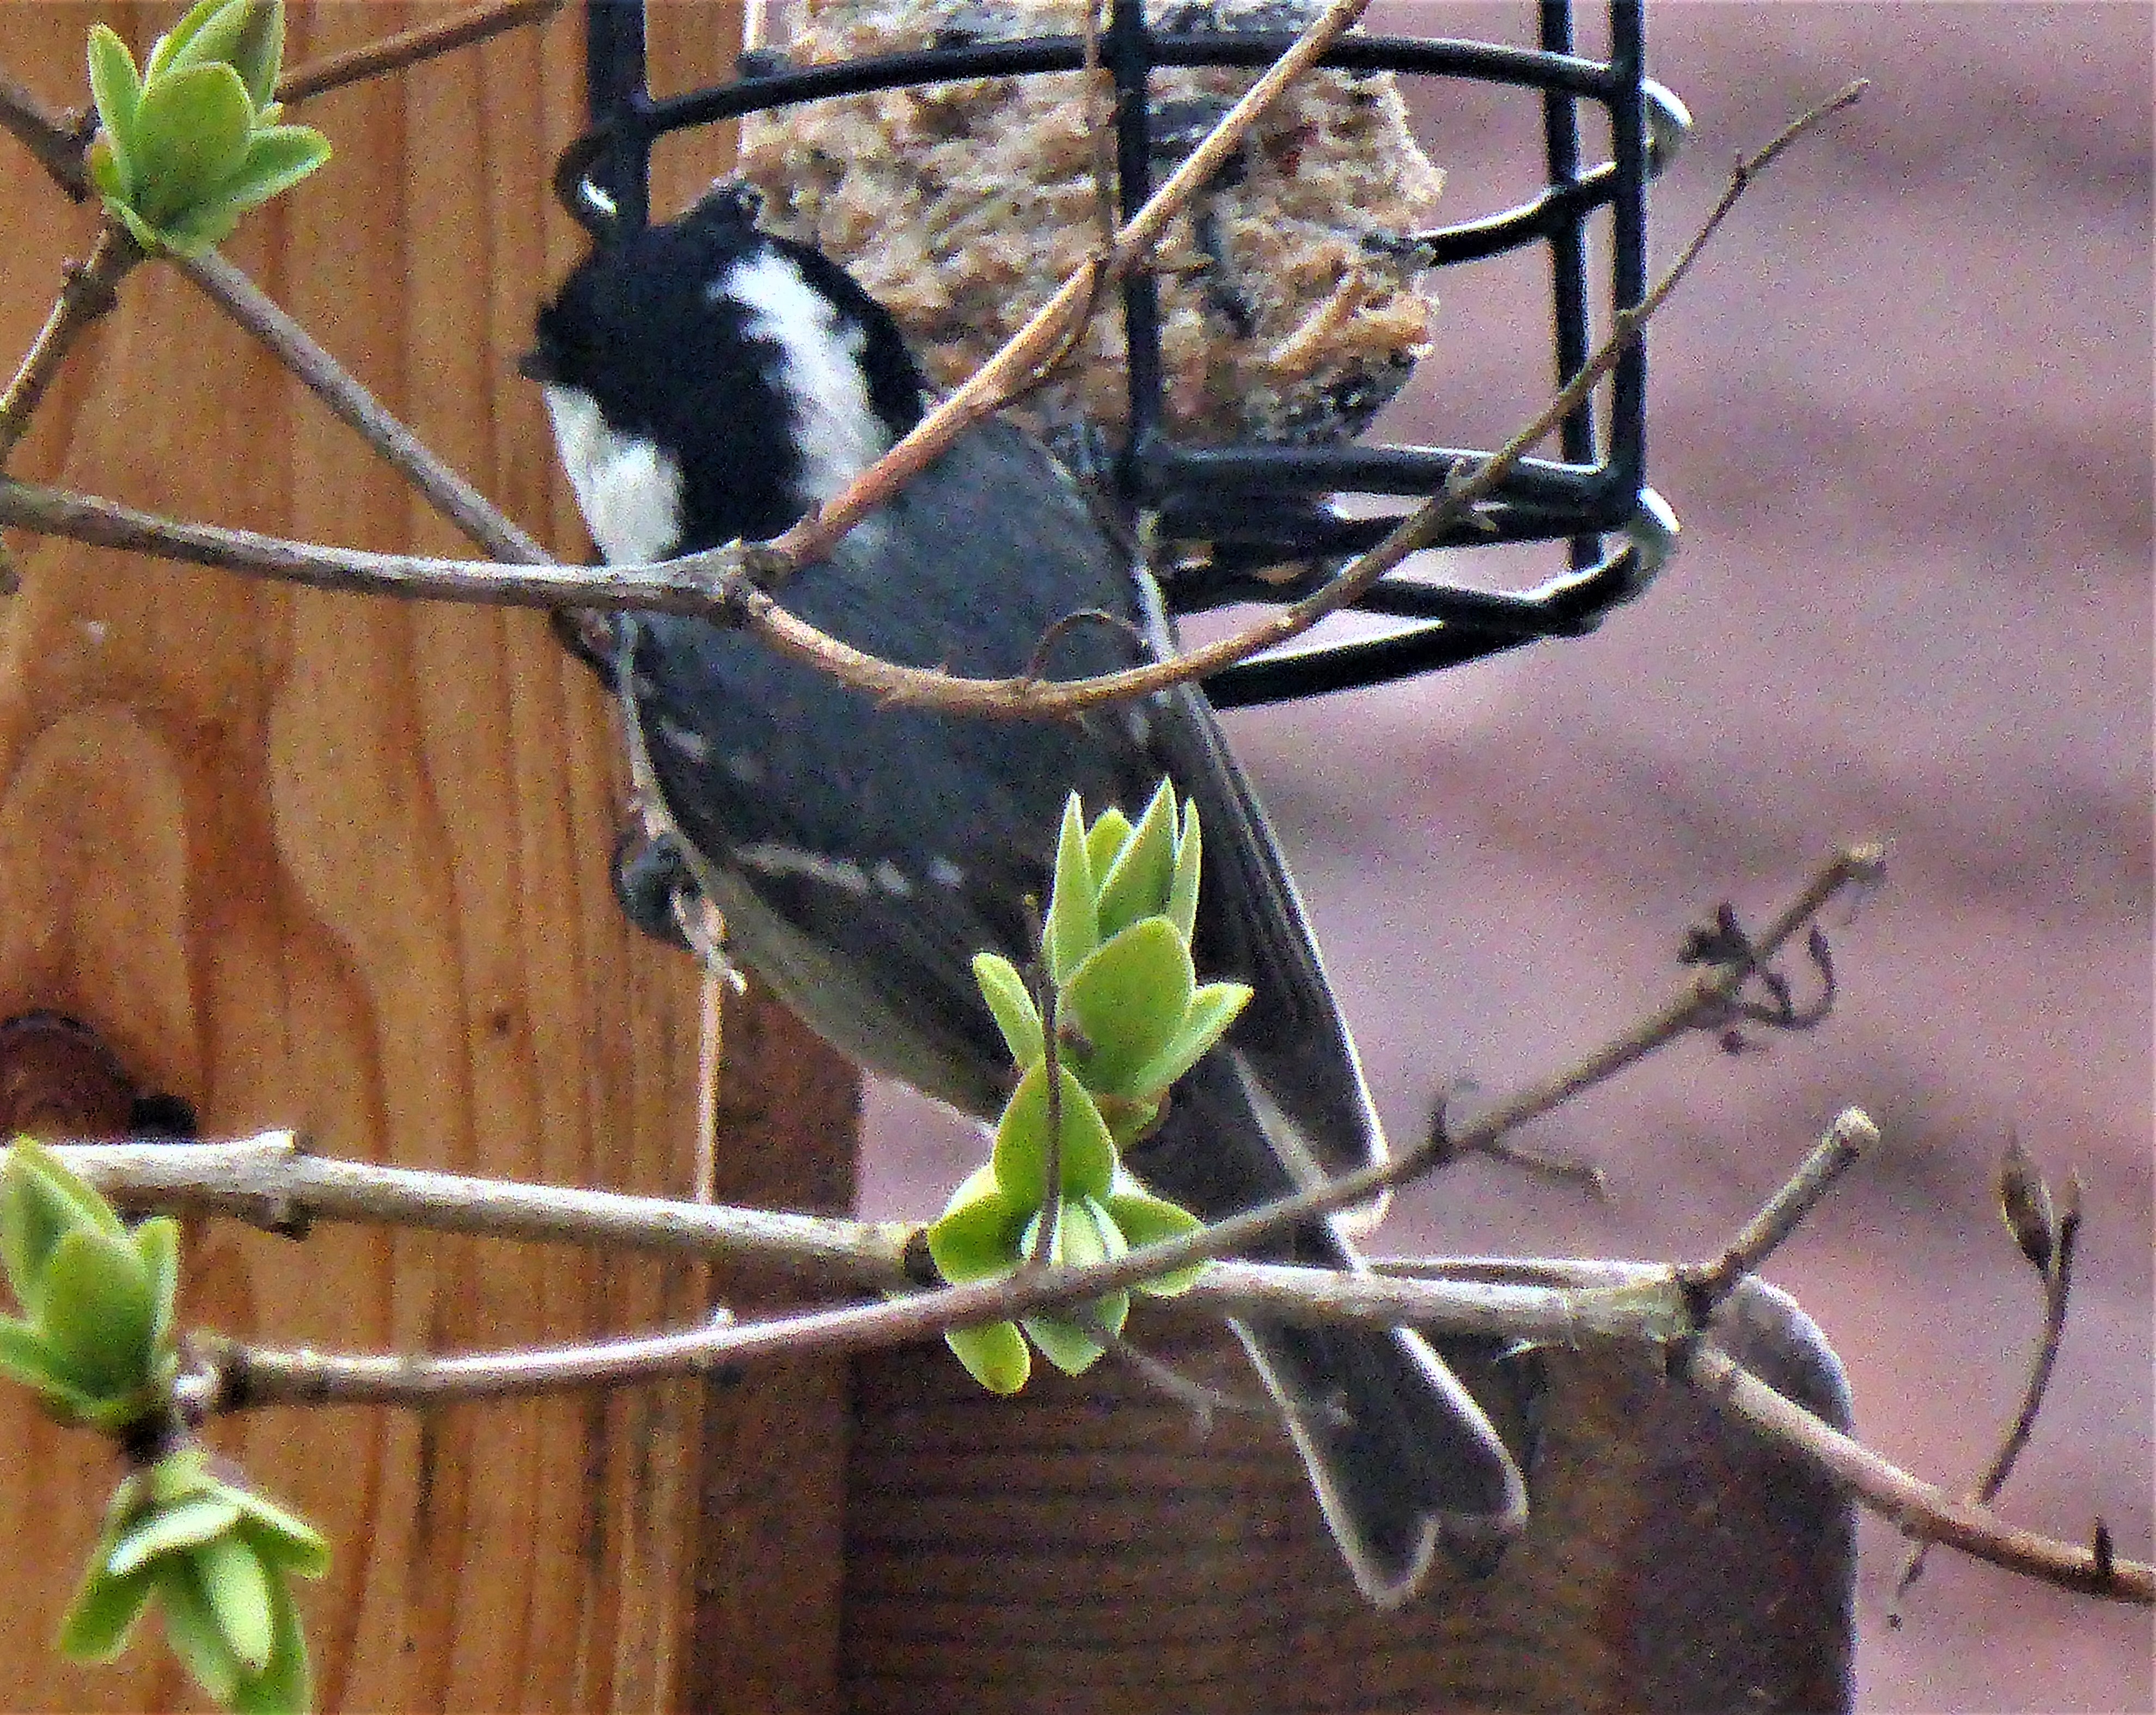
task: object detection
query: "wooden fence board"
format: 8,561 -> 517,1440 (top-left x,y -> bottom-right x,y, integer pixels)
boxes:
0,6 -> 854,1710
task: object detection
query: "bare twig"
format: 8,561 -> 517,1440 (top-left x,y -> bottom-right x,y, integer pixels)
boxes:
1676,1338 -> 2149,1605
1431,1088 -> 1610,1193
185,1242 -> 1703,1408
1895,1156 -> 2085,1604
60,844 -> 1885,1342
275,0 -> 568,105
56,1132 -> 914,1283
51,1132 -> 1689,1342
1977,1168 -> 2084,1489
0,222 -> 141,466
175,252 -> 553,567
761,0 -> 1377,572
0,68 -> 90,197
175,1284 -> 2156,1607
1101,1331 -> 1240,1430
0,477 -> 655,604
1677,1107 -> 1876,1315
59,855 -> 1875,1387
62,1069 -> 1883,1370
56,1089 -> 2151,1608
130,1129 -> 2156,1607
0,33 -> 596,624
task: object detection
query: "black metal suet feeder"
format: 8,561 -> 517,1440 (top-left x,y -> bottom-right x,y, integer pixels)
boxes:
558,0 -> 1688,707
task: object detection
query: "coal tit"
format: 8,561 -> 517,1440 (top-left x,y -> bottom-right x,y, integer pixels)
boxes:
524,182 -> 1527,1606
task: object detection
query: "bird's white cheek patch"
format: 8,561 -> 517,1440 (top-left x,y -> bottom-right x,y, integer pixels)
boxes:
542,384 -> 686,565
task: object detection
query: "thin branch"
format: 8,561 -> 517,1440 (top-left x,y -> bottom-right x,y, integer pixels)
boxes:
62,843 -> 1885,1358
1977,1172 -> 2084,1498
71,1102 -> 1884,1389
0,68 -> 90,197
57,1133 -> 914,1284
1896,1160 -> 2085,1603
175,252 -> 553,568
0,42 -> 590,640
142,1126 -> 2156,1607
38,1135 -> 1672,1345
62,1097 -> 2151,1607
1430,1085 -> 1609,1193
0,477 -> 659,605
188,1249 -> 1698,1410
275,0 -> 568,105
1676,1338 -> 2150,1605
1676,1107 -> 1876,1315
750,77 -> 1873,709
0,221 -> 140,465
760,0 -> 1375,572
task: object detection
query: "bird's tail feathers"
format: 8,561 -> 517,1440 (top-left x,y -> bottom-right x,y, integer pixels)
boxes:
1233,1295 -> 1529,1607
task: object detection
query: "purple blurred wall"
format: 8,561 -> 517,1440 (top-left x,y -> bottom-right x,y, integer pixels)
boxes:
862,5 -> 2154,1707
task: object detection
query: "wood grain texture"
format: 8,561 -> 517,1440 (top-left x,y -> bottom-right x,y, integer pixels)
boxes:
0,5 -> 853,1711
841,1283 -> 1855,1715
683,983 -> 860,1715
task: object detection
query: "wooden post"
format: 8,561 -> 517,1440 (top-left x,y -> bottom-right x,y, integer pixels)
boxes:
0,4 -> 860,1710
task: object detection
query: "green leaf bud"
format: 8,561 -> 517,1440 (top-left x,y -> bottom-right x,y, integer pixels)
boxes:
146,0 -> 229,81
991,1063 -> 1116,1208
130,60 -> 253,225
925,1167 -> 1027,1285
230,1571 -> 311,1715
38,1227 -> 156,1399
944,1319 -> 1031,1394
972,952 -> 1044,1069
1094,780 -> 1177,939
1083,806 -> 1133,878
86,26 -> 143,185
228,1486 -> 331,1582
1061,917 -> 1195,1095
58,1559 -> 158,1664
1042,794 -> 1099,986
157,1555 -> 243,1708
133,1215 -> 180,1348
1100,1189 -> 1206,1296
107,1494 -> 245,1578
1018,1197 -> 1129,1374
1166,797 -> 1202,944
1122,981 -> 1253,1099
194,1533 -> 276,1675
218,124 -> 331,211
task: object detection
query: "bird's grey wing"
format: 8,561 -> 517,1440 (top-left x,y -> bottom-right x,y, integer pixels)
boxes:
622,419 -> 1152,1117
1137,670 -> 1389,1187
624,612 -> 1070,1117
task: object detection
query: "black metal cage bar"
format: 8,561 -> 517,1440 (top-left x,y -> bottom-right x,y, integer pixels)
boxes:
565,0 -> 1682,704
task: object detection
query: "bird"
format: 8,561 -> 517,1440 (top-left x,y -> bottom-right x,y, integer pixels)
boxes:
523,180 -> 1528,1607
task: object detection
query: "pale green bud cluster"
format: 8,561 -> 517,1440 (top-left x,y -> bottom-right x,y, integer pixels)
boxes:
2,1142 -> 328,1713
0,1140 -> 178,1429
928,783 -> 1250,1392
87,1 -> 329,257
60,1445 -> 327,1715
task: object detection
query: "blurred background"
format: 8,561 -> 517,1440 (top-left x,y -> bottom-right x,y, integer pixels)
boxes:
857,5 -> 2154,1708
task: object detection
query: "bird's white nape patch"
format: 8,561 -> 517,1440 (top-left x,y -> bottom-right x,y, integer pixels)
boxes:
717,250 -> 893,511
542,384 -> 685,565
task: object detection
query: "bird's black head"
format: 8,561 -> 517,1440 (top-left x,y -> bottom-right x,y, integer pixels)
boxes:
526,182 -> 932,560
